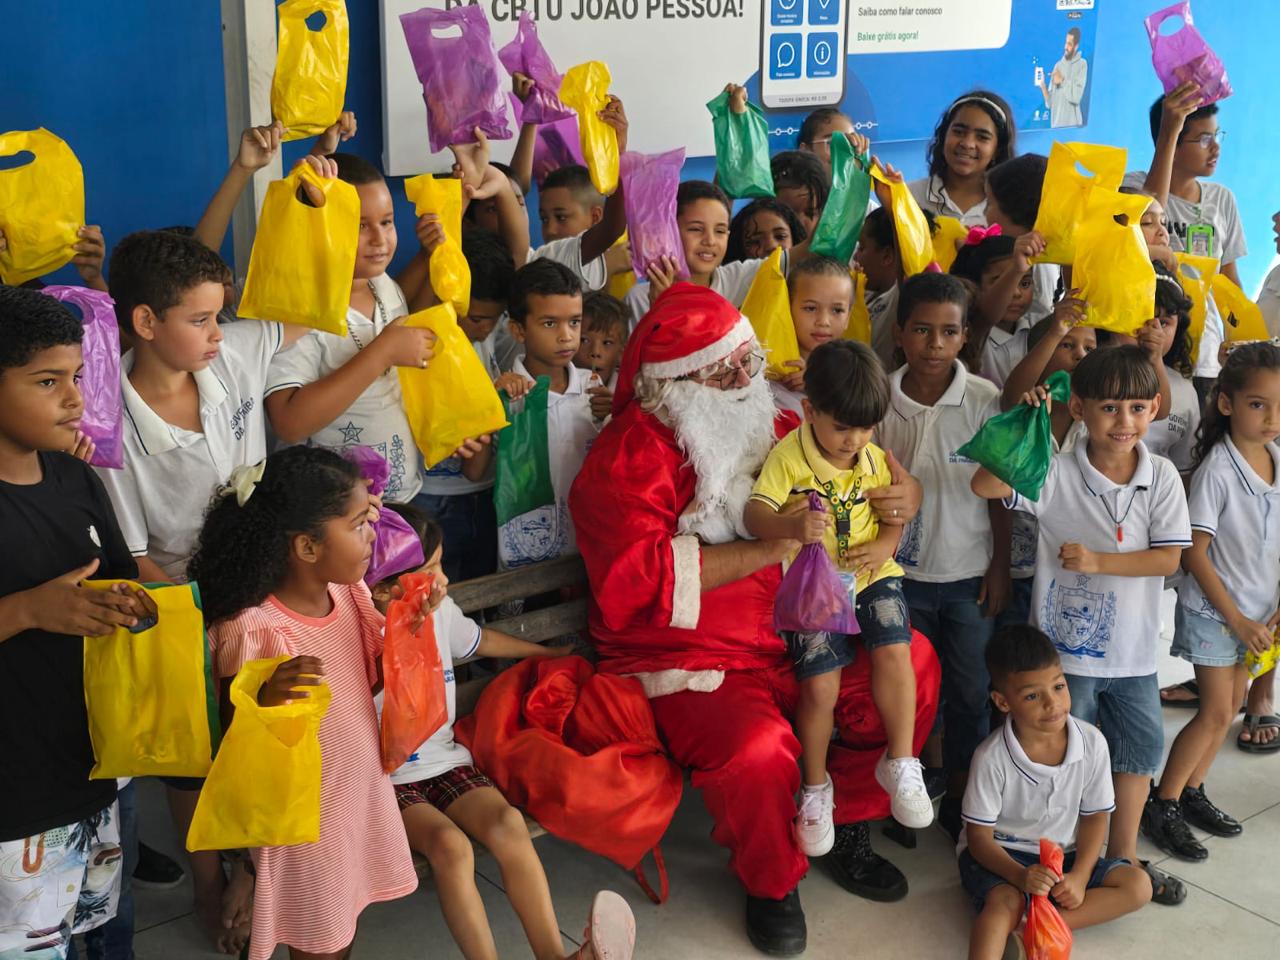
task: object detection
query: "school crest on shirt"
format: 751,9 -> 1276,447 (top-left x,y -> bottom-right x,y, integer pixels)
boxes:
895,514 -> 923,567
1041,575 -> 1117,659
1010,515 -> 1037,570
499,499 -> 569,569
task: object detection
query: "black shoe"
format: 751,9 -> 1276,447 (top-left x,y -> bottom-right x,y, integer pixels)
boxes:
937,797 -> 962,845
1141,796 -> 1208,861
1180,785 -> 1242,837
745,888 -> 807,957
825,821 -> 908,902
132,841 -> 185,889
923,766 -> 947,802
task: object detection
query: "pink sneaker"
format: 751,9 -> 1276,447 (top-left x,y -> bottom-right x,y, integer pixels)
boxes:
572,890 -> 636,960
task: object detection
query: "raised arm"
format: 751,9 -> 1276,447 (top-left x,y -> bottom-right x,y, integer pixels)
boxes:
508,73 -> 538,196
1141,82 -> 1203,206
1001,295 -> 1084,409
194,121 -> 284,252
578,96 -> 629,265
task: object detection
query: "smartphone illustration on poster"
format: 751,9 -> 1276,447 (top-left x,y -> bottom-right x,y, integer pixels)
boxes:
760,0 -> 848,112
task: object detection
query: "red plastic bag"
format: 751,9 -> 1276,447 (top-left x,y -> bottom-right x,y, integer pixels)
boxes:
773,492 -> 861,635
342,446 -> 425,587
497,12 -> 572,125
619,149 -> 688,280
1024,838 -> 1074,960
400,5 -> 513,154
380,572 -> 447,773
1145,2 -> 1232,107
41,285 -> 123,469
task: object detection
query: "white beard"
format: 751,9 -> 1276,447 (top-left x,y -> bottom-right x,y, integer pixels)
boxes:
657,373 -> 778,544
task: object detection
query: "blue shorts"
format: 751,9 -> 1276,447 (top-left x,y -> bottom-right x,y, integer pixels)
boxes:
958,847 -> 1130,913
1066,672 -> 1163,777
1172,604 -> 1248,667
782,576 -> 912,681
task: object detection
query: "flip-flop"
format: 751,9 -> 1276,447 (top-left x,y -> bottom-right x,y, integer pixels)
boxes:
1160,679 -> 1200,708
573,890 -> 636,960
1237,714 -> 1280,753
1140,860 -> 1187,906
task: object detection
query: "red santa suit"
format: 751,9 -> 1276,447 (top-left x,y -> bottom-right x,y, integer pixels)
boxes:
570,284 -> 940,900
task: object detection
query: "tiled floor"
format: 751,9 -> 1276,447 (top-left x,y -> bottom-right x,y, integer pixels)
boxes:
129,595 -> 1279,958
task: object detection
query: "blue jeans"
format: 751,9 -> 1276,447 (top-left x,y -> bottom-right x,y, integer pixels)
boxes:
73,781 -> 136,960
903,576 -> 995,773
958,847 -> 1130,913
1066,673 -> 1163,776
996,577 -> 1034,631
411,490 -> 498,583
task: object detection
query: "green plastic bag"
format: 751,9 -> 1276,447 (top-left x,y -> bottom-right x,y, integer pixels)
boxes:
957,370 -> 1071,502
810,135 -> 870,264
494,376 -> 555,526
706,90 -> 774,199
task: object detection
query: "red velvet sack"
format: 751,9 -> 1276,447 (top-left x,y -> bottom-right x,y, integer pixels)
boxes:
380,573 -> 448,773
1024,838 -> 1074,960
455,656 -> 682,897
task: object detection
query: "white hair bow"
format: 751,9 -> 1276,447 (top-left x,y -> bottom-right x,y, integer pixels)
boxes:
221,460 -> 266,507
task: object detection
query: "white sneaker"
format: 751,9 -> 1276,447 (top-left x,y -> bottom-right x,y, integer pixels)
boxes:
875,753 -> 935,829
794,776 -> 835,856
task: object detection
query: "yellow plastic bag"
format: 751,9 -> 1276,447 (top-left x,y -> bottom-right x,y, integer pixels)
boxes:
1211,274 -> 1269,344
1032,142 -> 1127,265
238,163 -> 360,335
559,61 -> 618,196
0,129 -> 84,286
741,248 -> 801,379
870,165 -> 933,278
187,656 -> 331,851
1246,640 -> 1280,680
1173,252 -> 1219,366
82,581 -> 218,779
271,0 -> 349,141
845,270 -> 872,346
930,216 -> 968,273
606,233 -> 636,300
398,302 -> 509,468
1073,189 -> 1156,335
404,174 -> 471,316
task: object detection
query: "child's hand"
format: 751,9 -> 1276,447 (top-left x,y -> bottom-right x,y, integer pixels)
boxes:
724,83 -> 748,114
315,111 -> 357,155
845,131 -> 871,157
513,72 -> 536,103
293,154 -> 339,206
416,213 -> 446,255
588,385 -> 613,420
979,561 -> 1011,618
465,164 -> 508,202
0,226 -> 7,256
20,559 -> 155,637
598,95 -> 628,155
451,435 -> 491,460
1050,871 -> 1087,911
365,488 -> 383,525
1160,81 -> 1203,136
604,239 -> 632,276
1229,614 -> 1275,656
494,372 -> 536,398
71,226 -> 106,286
843,538 -> 894,577
68,429 -> 96,464
448,128 -> 492,197
1149,243 -> 1178,272
1052,290 -> 1087,331
1020,863 -> 1060,897
236,121 -> 285,171
257,655 -> 326,707
645,256 -> 681,305
776,359 -> 806,393
1136,318 -> 1165,365
1021,384 -> 1053,411
543,642 -> 576,658
1012,230 -> 1046,272
1059,542 -> 1101,574
864,451 -> 921,527
375,317 -> 437,370
792,507 -> 831,545
869,155 -> 903,208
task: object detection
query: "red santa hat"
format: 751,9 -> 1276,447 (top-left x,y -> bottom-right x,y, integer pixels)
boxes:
611,282 -> 756,416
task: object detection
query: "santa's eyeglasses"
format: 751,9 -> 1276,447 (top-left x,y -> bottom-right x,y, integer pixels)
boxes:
677,349 -> 766,389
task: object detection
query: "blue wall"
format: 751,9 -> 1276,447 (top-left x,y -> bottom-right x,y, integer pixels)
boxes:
5,1 -> 1275,291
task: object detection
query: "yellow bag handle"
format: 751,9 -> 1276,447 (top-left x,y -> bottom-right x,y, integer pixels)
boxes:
228,655 -> 332,747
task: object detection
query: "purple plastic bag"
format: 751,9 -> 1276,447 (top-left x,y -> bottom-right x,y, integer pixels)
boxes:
773,493 -> 860,635
1145,2 -> 1232,106
40,285 -> 123,469
343,446 -> 426,587
497,13 -> 572,125
510,95 -> 584,188
620,149 -> 689,280
400,5 -> 513,154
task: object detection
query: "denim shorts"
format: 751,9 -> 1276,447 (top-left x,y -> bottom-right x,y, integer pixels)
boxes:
782,576 -> 913,681
782,627 -> 856,681
958,847 -> 1130,913
1066,672 -> 1163,777
1172,604 -> 1248,667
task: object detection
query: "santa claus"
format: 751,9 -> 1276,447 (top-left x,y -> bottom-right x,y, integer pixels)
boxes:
570,284 -> 941,956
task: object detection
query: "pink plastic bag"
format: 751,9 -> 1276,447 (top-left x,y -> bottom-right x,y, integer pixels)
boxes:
497,13 -> 572,126
1145,2 -> 1233,106
400,5 -> 513,154
773,493 -> 860,635
41,285 -> 123,469
343,446 -> 426,587
619,149 -> 688,280
509,95 -> 585,188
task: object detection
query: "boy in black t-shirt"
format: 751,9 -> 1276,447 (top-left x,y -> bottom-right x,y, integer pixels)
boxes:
0,285 -> 155,958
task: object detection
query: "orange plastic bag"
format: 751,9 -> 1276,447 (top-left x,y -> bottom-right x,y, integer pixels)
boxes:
0,128 -> 84,286
404,174 -> 470,316
238,163 -> 360,334
380,572 -> 448,773
740,247 -> 801,379
845,270 -> 871,345
1073,189 -> 1156,335
1033,142 -> 1127,265
1211,274 -> 1269,343
1173,252 -> 1219,365
1023,838 -> 1073,960
271,0 -> 349,140
559,61 -> 618,195
870,165 -> 934,277
931,215 -> 968,273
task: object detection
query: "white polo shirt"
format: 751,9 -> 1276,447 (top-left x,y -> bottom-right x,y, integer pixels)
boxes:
908,174 -> 988,228
877,361 -> 1001,582
376,595 -> 482,784
961,717 -> 1115,856
867,284 -> 900,371
1180,437 -> 1280,624
1143,368 -> 1199,471
1010,422 -> 1087,579
981,324 -> 1031,389
1006,441 -> 1192,677
527,235 -> 608,292
96,320 -> 285,581
265,274 -> 422,503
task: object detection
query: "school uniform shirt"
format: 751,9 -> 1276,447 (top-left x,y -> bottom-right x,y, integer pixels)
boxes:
1010,422 -> 1087,580
498,359 -> 599,568
867,284 -> 900,371
98,320 -> 285,581
877,361 -> 1002,582
265,274 -> 422,503
527,235 -> 608,291
1179,437 -> 1280,624
0,453 -> 136,840
376,596 -> 482,784
1006,441 -> 1192,677
981,323 -> 1031,389
960,717 -> 1114,856
1259,262 -> 1280,339
419,335 -> 499,497
1143,368 -> 1200,471
623,254 -> 784,331
907,175 -> 988,228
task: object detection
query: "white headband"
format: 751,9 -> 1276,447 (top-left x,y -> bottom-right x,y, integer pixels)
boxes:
950,96 -> 1008,130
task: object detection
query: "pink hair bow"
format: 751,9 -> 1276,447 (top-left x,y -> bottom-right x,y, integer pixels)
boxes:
964,223 -> 1002,246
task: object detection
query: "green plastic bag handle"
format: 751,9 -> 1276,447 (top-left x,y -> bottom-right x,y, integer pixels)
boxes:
810,134 -> 871,264
706,90 -> 774,200
957,370 -> 1071,502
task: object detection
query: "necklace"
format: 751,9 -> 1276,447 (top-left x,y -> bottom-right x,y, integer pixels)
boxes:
1097,487 -> 1141,544
347,280 -> 391,376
